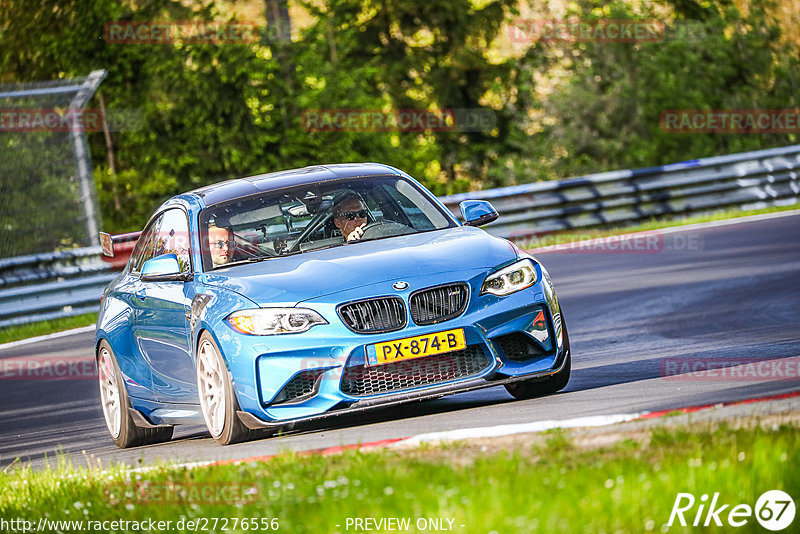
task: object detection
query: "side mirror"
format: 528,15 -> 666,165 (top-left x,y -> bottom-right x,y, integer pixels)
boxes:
460,200 -> 499,227
141,253 -> 191,282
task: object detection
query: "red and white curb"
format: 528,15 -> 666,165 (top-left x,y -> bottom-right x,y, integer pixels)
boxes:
636,390 -> 800,419
164,389 -> 799,471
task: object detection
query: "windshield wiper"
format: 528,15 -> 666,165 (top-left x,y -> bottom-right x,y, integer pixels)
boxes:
220,256 -> 274,268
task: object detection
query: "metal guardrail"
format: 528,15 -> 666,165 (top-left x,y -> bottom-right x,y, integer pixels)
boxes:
440,144 -> 800,241
0,247 -> 116,328
1,144 -> 799,328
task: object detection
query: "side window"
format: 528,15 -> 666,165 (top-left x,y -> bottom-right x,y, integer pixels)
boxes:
129,209 -> 191,273
156,209 -> 192,273
381,181 -> 438,230
129,215 -> 163,273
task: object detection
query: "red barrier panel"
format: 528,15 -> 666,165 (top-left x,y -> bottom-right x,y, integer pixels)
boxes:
100,231 -> 140,271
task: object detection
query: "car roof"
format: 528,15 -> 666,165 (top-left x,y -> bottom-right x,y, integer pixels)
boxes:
187,163 -> 403,206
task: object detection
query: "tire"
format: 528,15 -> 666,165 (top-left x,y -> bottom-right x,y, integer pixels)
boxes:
196,331 -> 262,445
97,341 -> 174,448
504,319 -> 571,400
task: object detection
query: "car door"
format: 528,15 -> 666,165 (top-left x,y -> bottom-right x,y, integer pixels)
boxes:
113,216 -> 168,402
130,208 -> 199,404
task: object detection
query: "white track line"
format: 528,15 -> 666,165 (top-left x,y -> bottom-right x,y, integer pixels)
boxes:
529,208 -> 800,253
396,414 -> 642,446
0,324 -> 96,352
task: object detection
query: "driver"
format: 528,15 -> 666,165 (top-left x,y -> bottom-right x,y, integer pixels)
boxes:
333,194 -> 369,242
208,223 -> 232,266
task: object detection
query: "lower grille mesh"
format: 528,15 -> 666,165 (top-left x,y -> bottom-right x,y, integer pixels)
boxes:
340,345 -> 491,397
271,369 -> 325,404
494,333 -> 546,361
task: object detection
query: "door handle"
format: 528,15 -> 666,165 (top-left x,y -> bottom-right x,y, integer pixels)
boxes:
135,288 -> 146,301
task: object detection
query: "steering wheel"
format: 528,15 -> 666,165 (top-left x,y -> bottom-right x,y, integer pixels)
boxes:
360,220 -> 413,240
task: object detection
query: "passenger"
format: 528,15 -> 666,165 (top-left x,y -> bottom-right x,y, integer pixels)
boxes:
208,223 -> 232,266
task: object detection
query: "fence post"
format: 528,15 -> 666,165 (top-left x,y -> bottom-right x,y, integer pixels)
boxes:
69,70 -> 108,248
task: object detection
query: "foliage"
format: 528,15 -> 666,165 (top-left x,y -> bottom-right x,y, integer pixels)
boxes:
0,0 -> 797,234
507,0 -> 800,180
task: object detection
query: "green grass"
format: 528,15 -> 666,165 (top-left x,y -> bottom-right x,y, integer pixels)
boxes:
515,201 -> 800,249
0,313 -> 97,345
1,422 -> 796,533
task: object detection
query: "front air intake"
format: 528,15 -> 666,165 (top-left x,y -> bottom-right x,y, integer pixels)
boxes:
337,296 -> 406,334
409,283 -> 469,325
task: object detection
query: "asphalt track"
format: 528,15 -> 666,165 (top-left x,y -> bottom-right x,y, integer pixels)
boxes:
1,213 -> 798,470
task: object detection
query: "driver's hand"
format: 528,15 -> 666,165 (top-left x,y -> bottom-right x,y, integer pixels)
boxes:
346,223 -> 366,242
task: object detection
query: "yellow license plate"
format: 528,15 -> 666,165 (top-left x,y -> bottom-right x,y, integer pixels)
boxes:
365,328 -> 466,367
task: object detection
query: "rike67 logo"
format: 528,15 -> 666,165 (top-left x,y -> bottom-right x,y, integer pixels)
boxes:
668,490 -> 795,531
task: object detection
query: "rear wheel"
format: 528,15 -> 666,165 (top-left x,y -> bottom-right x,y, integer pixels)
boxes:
196,332 -> 262,445
504,320 -> 571,400
97,341 -> 174,448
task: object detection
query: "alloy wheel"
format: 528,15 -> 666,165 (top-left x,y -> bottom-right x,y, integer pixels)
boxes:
197,339 -> 226,437
98,347 -> 122,439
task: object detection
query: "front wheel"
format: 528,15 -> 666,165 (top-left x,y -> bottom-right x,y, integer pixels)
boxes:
196,332 -> 262,445
504,320 -> 571,400
97,341 -> 173,448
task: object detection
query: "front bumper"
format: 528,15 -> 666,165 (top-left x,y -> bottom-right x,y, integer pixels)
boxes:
220,263 -> 565,425
236,341 -> 570,431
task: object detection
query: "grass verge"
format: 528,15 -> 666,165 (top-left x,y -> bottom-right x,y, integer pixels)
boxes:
1,421 -> 796,533
516,202 -> 800,248
0,313 -> 97,345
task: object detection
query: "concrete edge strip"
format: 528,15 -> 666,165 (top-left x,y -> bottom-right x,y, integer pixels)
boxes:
150,438 -> 408,473
0,324 -> 96,352
395,414 -> 641,446
125,390 -> 799,474
528,208 -> 800,253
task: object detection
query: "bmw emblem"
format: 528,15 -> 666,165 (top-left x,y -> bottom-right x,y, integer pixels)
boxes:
393,281 -> 409,290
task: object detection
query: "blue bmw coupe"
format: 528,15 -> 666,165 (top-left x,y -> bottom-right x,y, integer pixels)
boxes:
95,163 -> 570,447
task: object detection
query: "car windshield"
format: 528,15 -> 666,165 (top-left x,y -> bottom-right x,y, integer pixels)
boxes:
199,175 -> 456,270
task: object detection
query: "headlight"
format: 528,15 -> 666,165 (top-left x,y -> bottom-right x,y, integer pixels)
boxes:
227,308 -> 327,335
481,259 -> 538,296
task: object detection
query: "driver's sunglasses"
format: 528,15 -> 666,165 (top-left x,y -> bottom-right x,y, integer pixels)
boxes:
336,209 -> 368,221
211,240 -> 229,250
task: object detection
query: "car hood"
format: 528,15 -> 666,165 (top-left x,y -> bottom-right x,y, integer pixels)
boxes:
200,226 -> 516,306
